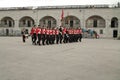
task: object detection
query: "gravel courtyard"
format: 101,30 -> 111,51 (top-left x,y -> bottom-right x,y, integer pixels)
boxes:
0,37 -> 120,80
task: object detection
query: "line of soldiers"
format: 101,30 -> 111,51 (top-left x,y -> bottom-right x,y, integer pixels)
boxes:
30,25 -> 82,45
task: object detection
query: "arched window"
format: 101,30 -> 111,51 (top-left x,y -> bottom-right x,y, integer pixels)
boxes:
86,15 -> 105,28
1,17 -> 14,27
111,17 -> 118,28
40,16 -> 56,28
64,15 -> 80,28
19,16 -> 34,27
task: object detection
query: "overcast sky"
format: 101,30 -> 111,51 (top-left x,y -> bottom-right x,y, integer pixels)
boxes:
0,0 -> 119,7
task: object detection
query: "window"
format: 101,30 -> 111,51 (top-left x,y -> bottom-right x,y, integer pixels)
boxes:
111,18 -> 118,28
43,20 -> 45,24
4,20 -> 7,25
93,20 -> 97,27
23,20 -> 26,25
76,20 -> 79,24
53,20 -> 56,24
27,20 -> 31,27
9,21 -> 12,27
100,29 -> 103,34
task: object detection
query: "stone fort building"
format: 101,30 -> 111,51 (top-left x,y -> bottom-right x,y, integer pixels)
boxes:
0,4 -> 120,38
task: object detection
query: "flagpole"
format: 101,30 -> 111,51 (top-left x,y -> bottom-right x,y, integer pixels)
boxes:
61,9 -> 64,27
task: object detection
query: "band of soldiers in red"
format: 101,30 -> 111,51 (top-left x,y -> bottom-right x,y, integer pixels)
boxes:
30,25 -> 82,45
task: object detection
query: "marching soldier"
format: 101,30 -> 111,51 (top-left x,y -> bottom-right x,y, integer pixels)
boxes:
36,25 -> 42,45
76,27 -> 80,42
79,27 -> 82,42
49,27 -> 53,44
52,27 -> 56,44
65,28 -> 69,43
73,28 -> 78,42
62,27 -> 67,43
68,27 -> 72,43
55,27 -> 59,44
30,25 -> 37,45
46,27 -> 50,45
59,26 -> 63,44
71,28 -> 74,42
41,26 -> 46,45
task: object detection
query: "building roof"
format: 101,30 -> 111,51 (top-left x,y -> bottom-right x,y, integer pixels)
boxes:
0,4 -> 119,11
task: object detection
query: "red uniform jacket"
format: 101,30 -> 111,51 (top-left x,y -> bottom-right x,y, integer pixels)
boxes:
55,29 -> 59,35
62,28 -> 66,35
49,29 -> 53,35
41,28 -> 46,34
68,29 -> 72,34
73,29 -> 77,34
46,29 -> 50,35
36,28 -> 41,34
76,29 -> 80,34
52,29 -> 56,35
79,29 -> 82,34
30,27 -> 36,35
71,29 -> 74,35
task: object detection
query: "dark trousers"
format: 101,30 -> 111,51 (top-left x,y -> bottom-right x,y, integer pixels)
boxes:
46,35 -> 50,45
68,34 -> 72,43
79,34 -> 82,42
63,34 -> 66,43
74,34 -> 77,42
37,34 -> 41,45
63,34 -> 69,43
42,34 -> 46,45
76,34 -> 79,42
59,34 -> 63,44
22,35 -> 26,43
49,35 -> 52,44
56,35 -> 59,44
52,35 -> 55,44
32,33 -> 37,44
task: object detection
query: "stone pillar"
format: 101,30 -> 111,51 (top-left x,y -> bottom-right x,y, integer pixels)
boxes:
14,20 -> 19,29
81,9 -> 85,29
105,19 -> 110,38
14,20 -> 20,36
34,18 -> 39,26
34,20 -> 37,26
32,9 -> 39,26
81,19 -> 84,29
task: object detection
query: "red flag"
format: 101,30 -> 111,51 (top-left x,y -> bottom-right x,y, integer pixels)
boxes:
61,9 -> 64,21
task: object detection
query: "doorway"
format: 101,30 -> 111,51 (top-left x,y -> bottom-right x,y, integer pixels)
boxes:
113,30 -> 118,38
6,29 -> 9,36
